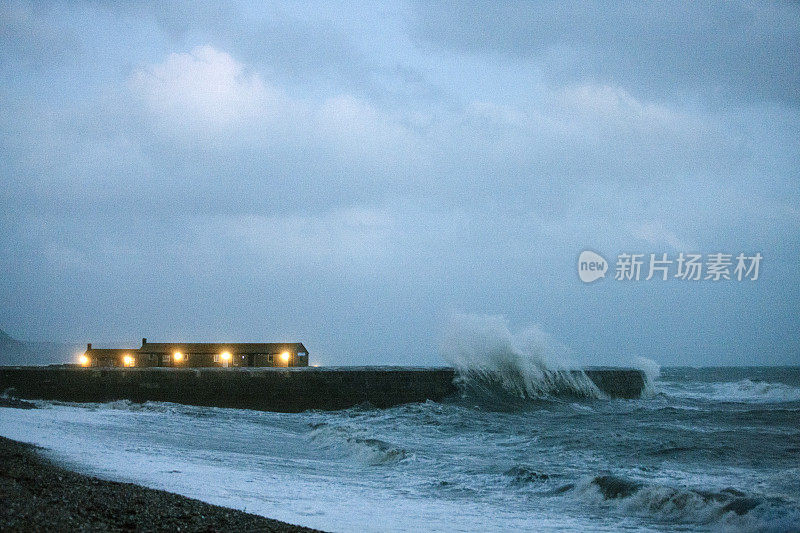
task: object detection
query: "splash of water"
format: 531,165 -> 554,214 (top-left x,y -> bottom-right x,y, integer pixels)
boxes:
632,356 -> 661,397
439,314 -> 603,401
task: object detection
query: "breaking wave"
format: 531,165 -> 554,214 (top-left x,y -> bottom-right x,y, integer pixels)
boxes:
440,314 -> 603,403
308,421 -> 409,465
577,474 -> 800,531
503,465 -> 552,485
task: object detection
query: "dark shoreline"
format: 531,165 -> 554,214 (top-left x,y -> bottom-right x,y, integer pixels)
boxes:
0,436 -> 322,532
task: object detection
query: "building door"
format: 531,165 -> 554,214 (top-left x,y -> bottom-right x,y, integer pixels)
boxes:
247,354 -> 255,367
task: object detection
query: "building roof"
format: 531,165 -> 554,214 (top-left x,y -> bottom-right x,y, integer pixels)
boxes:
139,342 -> 307,354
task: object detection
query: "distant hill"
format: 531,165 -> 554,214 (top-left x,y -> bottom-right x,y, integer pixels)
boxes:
0,329 -> 79,366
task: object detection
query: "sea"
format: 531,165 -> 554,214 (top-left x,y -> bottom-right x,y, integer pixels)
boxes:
1,363 -> 799,532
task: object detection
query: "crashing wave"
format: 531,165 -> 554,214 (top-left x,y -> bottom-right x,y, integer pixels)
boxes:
440,314 -> 603,403
632,356 -> 661,397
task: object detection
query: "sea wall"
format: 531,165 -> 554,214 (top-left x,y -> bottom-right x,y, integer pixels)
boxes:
0,366 -> 645,411
0,367 -> 458,412
583,367 -> 646,399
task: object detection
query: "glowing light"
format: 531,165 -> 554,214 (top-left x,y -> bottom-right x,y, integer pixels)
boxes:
122,354 -> 135,367
220,352 -> 231,362
281,351 -> 290,363
173,352 -> 183,362
79,354 -> 90,367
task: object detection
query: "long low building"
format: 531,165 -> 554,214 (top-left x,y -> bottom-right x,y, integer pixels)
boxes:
80,338 -> 309,368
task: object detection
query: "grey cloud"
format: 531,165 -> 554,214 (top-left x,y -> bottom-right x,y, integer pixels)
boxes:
410,1 -> 800,105
0,1 -> 798,366
0,1 -> 80,66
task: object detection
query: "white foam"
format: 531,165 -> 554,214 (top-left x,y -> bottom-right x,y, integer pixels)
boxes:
0,402 -> 585,532
664,379 -> 800,404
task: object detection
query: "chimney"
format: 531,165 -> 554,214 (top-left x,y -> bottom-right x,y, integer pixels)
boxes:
87,343 -> 92,351
142,338 -> 147,346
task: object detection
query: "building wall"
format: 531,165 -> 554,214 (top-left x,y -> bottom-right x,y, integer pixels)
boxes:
85,350 -> 137,368
128,351 -> 308,368
92,356 -> 123,367
85,346 -> 309,368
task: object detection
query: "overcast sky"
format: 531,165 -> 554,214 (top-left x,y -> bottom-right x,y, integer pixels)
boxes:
1,1 -> 798,366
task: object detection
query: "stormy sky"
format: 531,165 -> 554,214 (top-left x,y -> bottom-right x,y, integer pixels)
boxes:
1,1 -> 798,366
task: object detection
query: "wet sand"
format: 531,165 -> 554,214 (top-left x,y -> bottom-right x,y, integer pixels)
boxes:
0,436 -> 323,532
